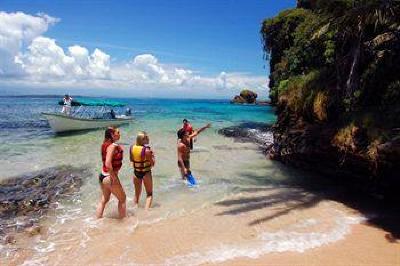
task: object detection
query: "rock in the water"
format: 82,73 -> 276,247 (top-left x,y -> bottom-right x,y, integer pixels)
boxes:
218,122 -> 273,151
231,89 -> 258,104
0,165 -> 88,238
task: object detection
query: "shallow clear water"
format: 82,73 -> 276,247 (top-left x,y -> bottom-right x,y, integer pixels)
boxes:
0,96 -> 363,264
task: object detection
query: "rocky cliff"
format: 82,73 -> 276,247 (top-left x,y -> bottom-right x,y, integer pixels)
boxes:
261,0 -> 400,198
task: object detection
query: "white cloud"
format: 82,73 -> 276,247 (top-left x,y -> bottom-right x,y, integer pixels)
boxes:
87,48 -> 111,79
0,11 -> 269,98
0,11 -> 59,76
14,37 -> 111,81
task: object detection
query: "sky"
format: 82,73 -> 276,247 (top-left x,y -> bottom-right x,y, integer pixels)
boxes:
0,0 -> 296,98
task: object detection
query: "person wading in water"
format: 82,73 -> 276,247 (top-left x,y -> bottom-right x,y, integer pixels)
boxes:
177,123 -> 211,180
96,127 -> 126,219
130,131 -> 155,210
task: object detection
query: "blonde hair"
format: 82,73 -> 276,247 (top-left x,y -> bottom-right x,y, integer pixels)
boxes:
136,131 -> 149,146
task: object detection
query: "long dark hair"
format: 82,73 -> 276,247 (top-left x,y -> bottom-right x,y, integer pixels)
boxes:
104,127 -> 115,142
177,128 -> 186,139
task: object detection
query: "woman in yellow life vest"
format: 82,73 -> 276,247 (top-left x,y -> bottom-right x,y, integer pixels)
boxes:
130,131 -> 155,210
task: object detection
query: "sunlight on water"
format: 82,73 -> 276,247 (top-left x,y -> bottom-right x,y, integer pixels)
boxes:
0,97 -> 364,265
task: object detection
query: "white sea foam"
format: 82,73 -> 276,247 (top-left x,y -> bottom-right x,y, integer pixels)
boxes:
164,212 -> 366,265
21,256 -> 48,266
292,218 -> 319,229
33,241 -> 55,253
247,128 -> 274,145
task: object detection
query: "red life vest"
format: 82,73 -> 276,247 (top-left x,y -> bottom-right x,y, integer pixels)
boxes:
101,141 -> 123,173
183,124 -> 193,134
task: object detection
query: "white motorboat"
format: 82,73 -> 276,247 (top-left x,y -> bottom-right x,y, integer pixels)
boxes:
42,112 -> 133,133
42,98 -> 134,133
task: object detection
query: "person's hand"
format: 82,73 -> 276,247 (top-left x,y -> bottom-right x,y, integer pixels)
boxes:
205,123 -> 211,128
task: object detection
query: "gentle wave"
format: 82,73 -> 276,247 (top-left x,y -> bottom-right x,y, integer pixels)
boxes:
164,212 -> 366,265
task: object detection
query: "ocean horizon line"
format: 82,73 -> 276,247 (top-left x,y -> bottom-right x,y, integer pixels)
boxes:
0,94 -> 270,102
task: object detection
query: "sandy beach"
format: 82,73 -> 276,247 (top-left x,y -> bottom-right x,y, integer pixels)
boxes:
4,185 -> 399,265
1,0 -> 400,264
1,98 -> 398,266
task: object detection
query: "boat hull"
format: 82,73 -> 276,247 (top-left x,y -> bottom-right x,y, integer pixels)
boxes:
42,112 -> 134,133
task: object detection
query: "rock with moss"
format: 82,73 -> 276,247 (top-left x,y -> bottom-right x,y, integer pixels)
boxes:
261,0 -> 400,199
231,89 -> 258,104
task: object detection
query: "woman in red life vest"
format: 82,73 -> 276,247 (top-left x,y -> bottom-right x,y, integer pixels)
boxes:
96,127 -> 126,219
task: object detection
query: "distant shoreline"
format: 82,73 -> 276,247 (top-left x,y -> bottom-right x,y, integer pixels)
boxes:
0,94 -> 271,102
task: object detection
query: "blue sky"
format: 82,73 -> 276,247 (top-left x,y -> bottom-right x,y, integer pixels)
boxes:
0,0 -> 296,98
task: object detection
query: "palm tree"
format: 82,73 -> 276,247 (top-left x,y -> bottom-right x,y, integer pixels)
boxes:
333,0 -> 400,107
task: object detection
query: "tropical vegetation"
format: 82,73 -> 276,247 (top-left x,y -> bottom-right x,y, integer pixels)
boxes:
261,0 -> 400,195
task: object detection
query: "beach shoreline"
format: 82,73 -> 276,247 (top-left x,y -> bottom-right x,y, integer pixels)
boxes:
3,185 -> 399,265
219,223 -> 400,266
2,121 -> 399,265
1,99 -> 399,265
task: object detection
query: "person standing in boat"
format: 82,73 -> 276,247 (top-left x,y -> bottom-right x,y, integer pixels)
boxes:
110,109 -> 116,119
130,131 -> 155,210
96,127 -> 127,219
61,94 -> 73,115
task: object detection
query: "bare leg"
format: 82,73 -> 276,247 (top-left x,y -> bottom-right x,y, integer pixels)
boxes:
110,179 -> 126,219
143,172 -> 153,210
96,181 -> 111,218
133,176 -> 143,206
179,166 -> 186,180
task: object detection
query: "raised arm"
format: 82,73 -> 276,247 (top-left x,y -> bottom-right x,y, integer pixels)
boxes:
189,123 -> 211,138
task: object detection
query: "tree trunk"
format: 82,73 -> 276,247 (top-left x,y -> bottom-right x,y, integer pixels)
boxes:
345,20 -> 363,101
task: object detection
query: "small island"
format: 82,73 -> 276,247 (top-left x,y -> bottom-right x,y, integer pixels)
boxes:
231,89 -> 257,104
231,89 -> 270,105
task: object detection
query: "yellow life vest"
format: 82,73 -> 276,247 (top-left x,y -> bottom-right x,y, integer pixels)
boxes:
130,145 -> 151,172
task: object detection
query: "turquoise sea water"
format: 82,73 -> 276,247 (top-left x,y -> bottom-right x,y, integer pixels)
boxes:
0,96 -> 275,177
1,96 -> 362,264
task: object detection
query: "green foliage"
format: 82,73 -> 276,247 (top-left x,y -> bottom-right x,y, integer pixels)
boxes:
262,8 -> 311,54
261,8 -> 316,77
240,89 -> 257,98
278,79 -> 289,94
323,40 -> 335,64
237,89 -> 258,103
262,0 -> 400,128
279,70 -> 322,115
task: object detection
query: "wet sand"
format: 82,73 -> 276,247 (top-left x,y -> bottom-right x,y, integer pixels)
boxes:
4,186 -> 399,265
221,223 -> 400,266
